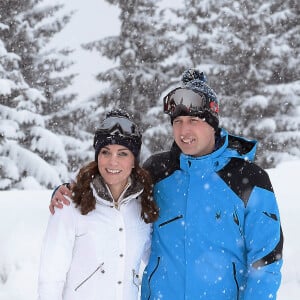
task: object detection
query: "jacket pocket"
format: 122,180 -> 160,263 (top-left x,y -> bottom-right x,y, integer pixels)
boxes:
159,215 -> 183,227
146,256 -> 160,300
74,262 -> 104,291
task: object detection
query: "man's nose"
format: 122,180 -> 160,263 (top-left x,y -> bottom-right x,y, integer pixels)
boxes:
180,121 -> 191,134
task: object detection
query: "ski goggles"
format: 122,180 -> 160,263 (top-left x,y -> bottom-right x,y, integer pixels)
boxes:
163,87 -> 207,117
97,116 -> 141,138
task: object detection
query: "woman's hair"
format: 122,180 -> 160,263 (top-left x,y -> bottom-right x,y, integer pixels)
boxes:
71,160 -> 159,223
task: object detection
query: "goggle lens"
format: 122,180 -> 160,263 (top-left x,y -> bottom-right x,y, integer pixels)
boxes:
163,88 -> 207,116
99,116 -> 140,137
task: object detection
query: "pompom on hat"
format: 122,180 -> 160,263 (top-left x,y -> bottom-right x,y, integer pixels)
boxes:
93,109 -> 142,161
163,68 -> 219,130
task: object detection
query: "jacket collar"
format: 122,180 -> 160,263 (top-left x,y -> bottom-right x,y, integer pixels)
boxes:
179,128 -> 257,172
91,173 -> 143,208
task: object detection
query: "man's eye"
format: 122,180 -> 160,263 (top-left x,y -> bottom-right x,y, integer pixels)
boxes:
191,118 -> 205,122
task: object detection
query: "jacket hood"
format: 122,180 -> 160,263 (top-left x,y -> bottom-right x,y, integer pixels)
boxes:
219,128 -> 257,161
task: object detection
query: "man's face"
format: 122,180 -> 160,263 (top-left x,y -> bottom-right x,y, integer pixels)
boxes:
172,115 -> 215,157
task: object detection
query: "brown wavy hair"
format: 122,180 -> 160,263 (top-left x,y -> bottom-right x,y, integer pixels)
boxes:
71,160 -> 159,223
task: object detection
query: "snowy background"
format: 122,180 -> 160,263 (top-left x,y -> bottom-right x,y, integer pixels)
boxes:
0,160 -> 299,299
1,0 -> 299,299
45,0 -> 120,100
2,0 -> 299,189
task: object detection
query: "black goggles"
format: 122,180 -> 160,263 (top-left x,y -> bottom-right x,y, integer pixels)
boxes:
163,88 -> 207,117
97,116 -> 141,137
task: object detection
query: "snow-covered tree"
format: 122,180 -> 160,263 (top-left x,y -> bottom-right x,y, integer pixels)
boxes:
80,0 -> 182,160
0,36 -> 64,189
1,1 -> 76,113
3,0 -> 86,172
161,0 -> 300,168
208,0 -> 300,168
168,0 -> 221,70
0,0 -> 77,189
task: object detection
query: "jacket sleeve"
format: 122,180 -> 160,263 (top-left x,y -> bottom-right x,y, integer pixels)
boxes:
38,202 -> 76,300
243,171 -> 283,300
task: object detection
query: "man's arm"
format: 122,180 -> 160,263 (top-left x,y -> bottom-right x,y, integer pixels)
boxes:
49,184 -> 72,214
243,167 -> 283,299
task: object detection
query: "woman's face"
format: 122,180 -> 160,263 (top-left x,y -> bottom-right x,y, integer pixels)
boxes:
97,144 -> 135,194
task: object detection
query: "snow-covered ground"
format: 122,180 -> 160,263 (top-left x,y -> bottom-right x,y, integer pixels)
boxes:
0,159 -> 299,299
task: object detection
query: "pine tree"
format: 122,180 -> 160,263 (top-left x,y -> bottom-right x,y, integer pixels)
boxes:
80,0 -> 182,160
209,0 -> 300,168
0,0 -> 76,189
4,0 -> 84,172
171,0 -> 221,68
0,36 -> 61,189
166,0 -> 300,168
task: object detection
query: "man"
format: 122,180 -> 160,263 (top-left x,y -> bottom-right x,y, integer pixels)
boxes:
50,69 -> 283,299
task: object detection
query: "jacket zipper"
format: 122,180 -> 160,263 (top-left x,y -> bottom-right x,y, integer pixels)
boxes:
147,256 -> 161,300
75,262 -> 104,291
159,215 -> 183,227
232,262 -> 240,300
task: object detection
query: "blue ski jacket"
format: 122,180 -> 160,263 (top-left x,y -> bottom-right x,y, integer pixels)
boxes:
141,129 -> 283,300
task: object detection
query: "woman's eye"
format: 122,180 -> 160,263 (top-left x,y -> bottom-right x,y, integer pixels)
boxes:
100,149 -> 110,155
118,151 -> 128,157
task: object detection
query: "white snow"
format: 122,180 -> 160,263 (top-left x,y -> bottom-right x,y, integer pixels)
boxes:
0,79 -> 16,95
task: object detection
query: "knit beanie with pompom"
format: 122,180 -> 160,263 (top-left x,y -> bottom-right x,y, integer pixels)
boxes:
163,68 -> 219,130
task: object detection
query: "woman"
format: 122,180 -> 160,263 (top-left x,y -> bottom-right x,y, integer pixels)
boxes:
38,109 -> 159,300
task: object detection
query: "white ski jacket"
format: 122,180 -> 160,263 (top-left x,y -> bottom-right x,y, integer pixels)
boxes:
38,176 -> 152,300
